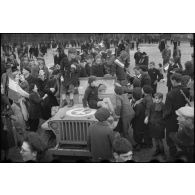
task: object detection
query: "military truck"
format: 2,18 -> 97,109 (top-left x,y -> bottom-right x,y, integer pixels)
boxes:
41,76 -> 117,158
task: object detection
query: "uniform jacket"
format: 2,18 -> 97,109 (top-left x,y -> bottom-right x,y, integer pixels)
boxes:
163,85 -> 190,132
115,94 -> 135,120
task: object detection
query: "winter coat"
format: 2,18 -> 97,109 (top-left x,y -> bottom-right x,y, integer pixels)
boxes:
132,101 -> 146,132
82,86 -> 102,109
167,63 -> 180,88
148,68 -> 163,86
41,78 -> 59,120
87,121 -> 114,162
142,94 -> 153,118
29,92 -> 43,119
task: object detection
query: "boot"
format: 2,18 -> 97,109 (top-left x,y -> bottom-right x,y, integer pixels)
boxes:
60,99 -> 68,108
68,99 -> 74,107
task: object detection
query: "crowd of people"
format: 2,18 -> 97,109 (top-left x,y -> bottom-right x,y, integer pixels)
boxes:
1,36 -> 194,162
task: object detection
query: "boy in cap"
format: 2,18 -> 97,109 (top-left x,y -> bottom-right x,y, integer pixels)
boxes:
60,48 -> 79,107
87,107 -> 114,162
82,76 -> 103,109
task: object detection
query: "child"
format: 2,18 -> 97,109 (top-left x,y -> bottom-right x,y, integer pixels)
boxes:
142,85 -> 153,148
87,107 -> 114,162
148,93 -> 165,156
79,55 -> 94,77
82,76 -> 113,111
82,76 -> 103,109
131,87 -> 146,151
91,55 -> 106,77
114,83 -> 135,145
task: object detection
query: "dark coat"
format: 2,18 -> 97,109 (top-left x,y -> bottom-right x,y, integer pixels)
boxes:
139,55 -> 149,66
29,92 -> 43,119
163,85 -> 190,132
79,64 -> 92,77
41,78 -> 59,120
148,68 -> 163,86
36,78 -> 48,98
87,121 -> 114,161
91,63 -> 106,77
132,101 -> 146,132
142,94 -> 153,118
140,72 -> 151,88
149,102 -> 165,139
167,63 -> 180,88
26,75 -> 39,87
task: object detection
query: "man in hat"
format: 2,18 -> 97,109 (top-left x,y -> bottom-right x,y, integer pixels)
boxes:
134,47 -> 142,66
173,106 -> 194,162
87,107 -> 114,162
137,65 -> 151,88
163,73 -> 190,159
112,136 -> 133,162
139,52 -> 149,67
60,48 -> 79,107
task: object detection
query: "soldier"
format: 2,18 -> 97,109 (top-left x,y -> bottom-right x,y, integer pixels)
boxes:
60,48 -> 79,107
163,73 -> 190,160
